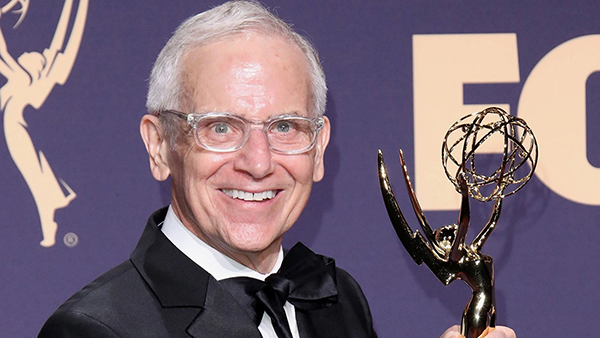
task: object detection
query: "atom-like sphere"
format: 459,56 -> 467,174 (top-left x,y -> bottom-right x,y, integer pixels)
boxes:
442,107 -> 538,202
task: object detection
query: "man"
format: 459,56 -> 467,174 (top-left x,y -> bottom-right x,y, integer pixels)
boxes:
39,1 -> 516,337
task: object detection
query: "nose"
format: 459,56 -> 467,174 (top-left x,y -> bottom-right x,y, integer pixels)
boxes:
233,128 -> 275,179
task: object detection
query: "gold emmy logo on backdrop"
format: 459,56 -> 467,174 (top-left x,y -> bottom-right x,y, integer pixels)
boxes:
1,0 -> 88,247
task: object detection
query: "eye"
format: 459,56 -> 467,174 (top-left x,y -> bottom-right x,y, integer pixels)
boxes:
213,123 -> 230,134
275,120 -> 292,133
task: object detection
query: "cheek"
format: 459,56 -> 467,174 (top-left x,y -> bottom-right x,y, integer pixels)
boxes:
180,150 -> 228,181
288,155 -> 317,184
177,156 -> 228,226
176,152 -> 223,201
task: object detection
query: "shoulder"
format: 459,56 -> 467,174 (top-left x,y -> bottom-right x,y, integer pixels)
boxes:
51,260 -> 143,315
327,259 -> 378,337
38,310 -> 121,338
38,260 -> 153,337
309,246 -> 373,320
313,248 -> 371,310
334,266 -> 375,324
335,267 -> 367,297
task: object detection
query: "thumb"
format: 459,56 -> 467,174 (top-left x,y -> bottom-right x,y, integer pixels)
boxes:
440,325 -> 460,338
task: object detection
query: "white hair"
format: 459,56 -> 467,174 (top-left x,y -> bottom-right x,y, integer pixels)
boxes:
146,1 -> 327,145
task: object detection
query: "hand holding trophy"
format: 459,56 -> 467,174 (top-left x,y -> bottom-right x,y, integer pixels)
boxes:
378,107 -> 537,338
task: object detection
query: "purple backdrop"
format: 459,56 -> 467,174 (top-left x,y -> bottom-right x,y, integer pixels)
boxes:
2,1 -> 599,337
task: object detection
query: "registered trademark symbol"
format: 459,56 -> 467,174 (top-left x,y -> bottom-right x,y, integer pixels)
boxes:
63,232 -> 79,247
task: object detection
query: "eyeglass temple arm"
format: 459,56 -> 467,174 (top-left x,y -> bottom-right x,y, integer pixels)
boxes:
155,110 -> 193,123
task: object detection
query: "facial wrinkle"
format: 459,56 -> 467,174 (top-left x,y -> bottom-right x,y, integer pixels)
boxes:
228,61 -> 272,112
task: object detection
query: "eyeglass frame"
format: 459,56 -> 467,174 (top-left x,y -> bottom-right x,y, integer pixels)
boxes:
156,109 -> 325,155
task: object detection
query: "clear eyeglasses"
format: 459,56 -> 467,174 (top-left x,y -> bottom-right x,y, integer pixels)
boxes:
158,110 -> 325,154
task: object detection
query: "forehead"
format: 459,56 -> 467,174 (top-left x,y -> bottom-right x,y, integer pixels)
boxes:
181,32 -> 310,116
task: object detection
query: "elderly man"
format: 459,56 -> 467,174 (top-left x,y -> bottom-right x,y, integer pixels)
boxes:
39,1 -> 516,337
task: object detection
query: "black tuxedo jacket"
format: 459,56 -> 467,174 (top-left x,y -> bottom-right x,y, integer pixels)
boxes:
39,208 -> 377,338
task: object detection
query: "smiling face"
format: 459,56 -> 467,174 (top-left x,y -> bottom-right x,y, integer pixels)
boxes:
154,33 -> 330,271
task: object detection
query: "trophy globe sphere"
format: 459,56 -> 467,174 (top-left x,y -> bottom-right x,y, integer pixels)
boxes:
442,107 -> 538,202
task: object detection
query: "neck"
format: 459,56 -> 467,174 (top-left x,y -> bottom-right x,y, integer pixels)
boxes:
225,243 -> 281,274
197,234 -> 282,275
171,203 -> 282,275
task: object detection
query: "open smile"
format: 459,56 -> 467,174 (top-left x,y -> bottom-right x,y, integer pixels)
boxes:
221,189 -> 279,201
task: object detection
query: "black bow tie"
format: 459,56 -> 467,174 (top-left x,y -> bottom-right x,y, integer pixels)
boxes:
220,242 -> 338,338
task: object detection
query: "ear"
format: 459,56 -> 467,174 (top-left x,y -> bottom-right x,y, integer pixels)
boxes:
312,116 -> 330,182
140,115 -> 171,181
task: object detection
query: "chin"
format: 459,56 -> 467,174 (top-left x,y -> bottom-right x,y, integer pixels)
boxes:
226,230 -> 283,254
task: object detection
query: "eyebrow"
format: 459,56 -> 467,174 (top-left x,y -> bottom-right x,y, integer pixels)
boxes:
194,111 -> 305,120
268,112 -> 302,119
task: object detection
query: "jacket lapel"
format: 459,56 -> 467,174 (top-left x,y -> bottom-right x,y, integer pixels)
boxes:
187,278 -> 262,338
130,208 -> 261,338
131,208 -> 208,308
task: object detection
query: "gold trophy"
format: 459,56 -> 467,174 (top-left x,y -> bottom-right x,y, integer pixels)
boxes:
378,107 -> 537,338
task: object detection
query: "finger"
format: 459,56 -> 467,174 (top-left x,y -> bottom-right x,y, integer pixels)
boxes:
439,325 -> 460,338
487,326 -> 517,338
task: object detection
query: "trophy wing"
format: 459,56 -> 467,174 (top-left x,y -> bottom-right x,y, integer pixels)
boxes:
470,197 -> 502,253
41,0 -> 88,84
449,172 -> 470,262
396,149 -> 439,247
378,150 -> 458,285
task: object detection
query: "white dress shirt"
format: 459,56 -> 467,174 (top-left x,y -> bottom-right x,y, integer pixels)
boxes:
161,206 -> 300,338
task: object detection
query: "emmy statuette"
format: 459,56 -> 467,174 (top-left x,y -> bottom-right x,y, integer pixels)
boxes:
378,107 -> 537,338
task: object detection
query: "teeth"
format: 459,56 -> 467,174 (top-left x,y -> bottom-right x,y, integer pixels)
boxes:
222,189 -> 277,201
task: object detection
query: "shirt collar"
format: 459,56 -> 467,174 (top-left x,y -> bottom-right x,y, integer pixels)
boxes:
160,205 -> 284,281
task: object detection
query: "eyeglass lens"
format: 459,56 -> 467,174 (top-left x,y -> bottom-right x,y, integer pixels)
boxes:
195,115 -> 317,152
